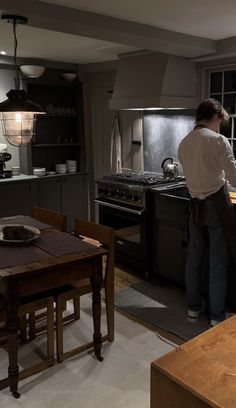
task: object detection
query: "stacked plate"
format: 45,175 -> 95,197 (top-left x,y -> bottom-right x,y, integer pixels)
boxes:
33,167 -> 46,177
66,160 -> 77,173
55,163 -> 67,174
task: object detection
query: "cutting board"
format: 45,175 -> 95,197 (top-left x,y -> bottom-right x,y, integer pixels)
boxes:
230,191 -> 236,204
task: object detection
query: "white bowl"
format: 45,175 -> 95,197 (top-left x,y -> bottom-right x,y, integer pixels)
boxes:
61,73 -> 77,82
20,65 -> 45,78
66,160 -> 77,165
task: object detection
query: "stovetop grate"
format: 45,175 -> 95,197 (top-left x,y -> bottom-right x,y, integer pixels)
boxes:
102,173 -> 185,186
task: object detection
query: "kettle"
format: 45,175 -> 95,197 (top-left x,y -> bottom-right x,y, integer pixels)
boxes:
161,157 -> 179,179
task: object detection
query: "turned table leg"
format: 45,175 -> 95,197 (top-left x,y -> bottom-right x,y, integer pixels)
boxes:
6,283 -> 20,398
91,257 -> 103,361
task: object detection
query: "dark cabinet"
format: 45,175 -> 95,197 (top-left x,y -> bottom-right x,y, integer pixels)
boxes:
0,182 -> 33,216
61,174 -> 88,231
150,190 -> 189,284
35,177 -> 61,212
34,174 -> 88,231
154,220 -> 186,285
150,189 -> 209,287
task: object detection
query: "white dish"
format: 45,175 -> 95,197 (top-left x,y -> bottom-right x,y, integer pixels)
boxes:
61,72 -> 77,82
66,160 -> 77,165
20,65 -> 45,78
0,224 -> 40,245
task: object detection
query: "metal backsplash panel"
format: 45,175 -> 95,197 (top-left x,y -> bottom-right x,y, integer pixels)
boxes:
143,110 -> 195,174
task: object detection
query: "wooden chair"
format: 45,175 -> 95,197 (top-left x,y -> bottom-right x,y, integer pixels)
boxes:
32,206 -> 67,232
56,218 -> 114,363
26,207 -> 68,339
0,294 -> 54,390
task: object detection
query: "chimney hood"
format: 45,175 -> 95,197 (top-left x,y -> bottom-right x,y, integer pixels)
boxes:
109,52 -> 197,110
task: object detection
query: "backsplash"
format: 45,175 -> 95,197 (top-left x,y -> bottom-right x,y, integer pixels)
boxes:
143,110 -> 195,174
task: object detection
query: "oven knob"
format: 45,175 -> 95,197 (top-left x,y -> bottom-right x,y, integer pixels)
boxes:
133,195 -> 140,201
127,193 -> 133,200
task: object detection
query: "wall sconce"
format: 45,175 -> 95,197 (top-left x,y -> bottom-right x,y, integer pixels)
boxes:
0,15 -> 45,147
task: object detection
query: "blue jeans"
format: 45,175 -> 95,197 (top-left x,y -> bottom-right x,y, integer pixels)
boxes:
185,200 -> 229,321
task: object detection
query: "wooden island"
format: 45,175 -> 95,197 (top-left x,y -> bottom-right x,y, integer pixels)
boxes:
151,315 -> 236,408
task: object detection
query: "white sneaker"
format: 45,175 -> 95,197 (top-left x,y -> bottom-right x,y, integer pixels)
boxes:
210,313 -> 234,328
209,319 -> 222,327
187,309 -> 201,323
187,301 -> 205,323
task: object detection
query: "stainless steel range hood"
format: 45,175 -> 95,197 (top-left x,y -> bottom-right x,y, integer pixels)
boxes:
109,52 -> 197,110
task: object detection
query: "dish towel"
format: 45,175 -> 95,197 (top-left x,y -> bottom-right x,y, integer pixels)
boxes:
110,114 -> 122,174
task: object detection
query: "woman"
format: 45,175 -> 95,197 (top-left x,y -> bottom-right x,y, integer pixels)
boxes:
178,98 -> 236,327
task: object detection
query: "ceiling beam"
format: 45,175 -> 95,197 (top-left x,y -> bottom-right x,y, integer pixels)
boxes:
0,0 -> 216,58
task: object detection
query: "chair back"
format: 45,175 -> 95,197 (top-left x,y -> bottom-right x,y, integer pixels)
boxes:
32,206 -> 67,232
74,219 -> 114,284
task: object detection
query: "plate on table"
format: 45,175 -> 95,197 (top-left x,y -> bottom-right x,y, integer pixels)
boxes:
0,224 -> 40,245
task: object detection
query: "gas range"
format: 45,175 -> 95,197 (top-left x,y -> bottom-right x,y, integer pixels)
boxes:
96,172 -> 186,208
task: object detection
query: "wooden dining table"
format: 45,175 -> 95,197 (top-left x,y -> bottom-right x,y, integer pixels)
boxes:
0,215 -> 108,398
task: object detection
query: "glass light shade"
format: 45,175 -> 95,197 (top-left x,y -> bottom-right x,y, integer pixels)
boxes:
1,111 -> 36,146
0,89 -> 45,147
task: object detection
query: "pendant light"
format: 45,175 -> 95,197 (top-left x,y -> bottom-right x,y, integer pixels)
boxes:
0,14 -> 45,147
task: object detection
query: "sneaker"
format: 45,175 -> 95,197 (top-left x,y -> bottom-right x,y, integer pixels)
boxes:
209,319 -> 222,327
210,313 -> 234,328
187,300 -> 205,323
187,309 -> 201,323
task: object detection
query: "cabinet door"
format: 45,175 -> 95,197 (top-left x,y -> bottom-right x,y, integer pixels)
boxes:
153,221 -> 185,285
61,174 -> 88,231
36,177 -> 61,212
0,182 -> 31,216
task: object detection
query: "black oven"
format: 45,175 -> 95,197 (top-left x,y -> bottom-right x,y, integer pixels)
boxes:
95,198 -> 149,276
95,173 -> 186,277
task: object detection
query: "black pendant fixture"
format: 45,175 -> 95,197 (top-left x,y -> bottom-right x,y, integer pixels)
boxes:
0,14 -> 45,147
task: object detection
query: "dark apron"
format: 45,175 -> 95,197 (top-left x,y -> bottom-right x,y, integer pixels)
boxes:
189,184 -> 236,262
209,184 -> 236,263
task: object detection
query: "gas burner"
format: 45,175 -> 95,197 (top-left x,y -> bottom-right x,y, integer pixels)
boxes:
102,173 -> 185,187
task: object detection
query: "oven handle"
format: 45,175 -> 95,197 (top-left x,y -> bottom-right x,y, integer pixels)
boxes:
94,199 -> 144,215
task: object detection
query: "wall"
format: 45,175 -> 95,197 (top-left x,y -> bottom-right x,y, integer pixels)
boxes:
81,66 -> 144,219
143,110 -> 195,174
0,68 -> 20,168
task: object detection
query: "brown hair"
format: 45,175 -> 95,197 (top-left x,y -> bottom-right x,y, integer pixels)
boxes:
196,98 -> 229,123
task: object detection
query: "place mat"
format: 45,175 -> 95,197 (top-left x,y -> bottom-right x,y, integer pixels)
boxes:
34,230 -> 95,257
0,245 -> 50,269
0,215 -> 52,231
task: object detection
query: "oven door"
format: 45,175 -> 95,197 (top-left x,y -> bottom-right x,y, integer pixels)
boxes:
95,199 -> 147,275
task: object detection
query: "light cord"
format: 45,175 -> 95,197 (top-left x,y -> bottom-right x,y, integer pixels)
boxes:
12,19 -> 20,90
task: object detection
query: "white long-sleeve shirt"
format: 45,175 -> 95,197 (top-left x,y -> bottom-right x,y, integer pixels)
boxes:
178,127 -> 236,199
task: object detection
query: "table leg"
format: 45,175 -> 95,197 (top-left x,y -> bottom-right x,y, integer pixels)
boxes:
7,285 -> 20,398
91,258 -> 103,361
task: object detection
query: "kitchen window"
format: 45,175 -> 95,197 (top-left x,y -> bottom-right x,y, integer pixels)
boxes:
209,69 -> 236,156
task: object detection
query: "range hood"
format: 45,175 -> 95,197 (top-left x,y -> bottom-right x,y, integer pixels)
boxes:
109,52 -> 197,110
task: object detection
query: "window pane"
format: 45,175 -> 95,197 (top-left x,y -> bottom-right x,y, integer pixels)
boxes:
210,94 -> 222,104
210,72 -> 222,93
223,94 -> 236,114
220,118 -> 232,139
224,70 -> 236,92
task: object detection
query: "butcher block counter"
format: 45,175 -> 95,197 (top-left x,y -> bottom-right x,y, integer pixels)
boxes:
230,191 -> 236,203
151,315 -> 236,408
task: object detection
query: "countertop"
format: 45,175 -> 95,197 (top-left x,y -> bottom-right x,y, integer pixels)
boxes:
0,172 -> 88,184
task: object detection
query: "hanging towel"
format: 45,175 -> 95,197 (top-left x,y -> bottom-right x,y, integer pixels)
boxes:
110,114 -> 122,174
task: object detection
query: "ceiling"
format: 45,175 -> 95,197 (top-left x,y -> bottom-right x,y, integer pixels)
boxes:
1,0 -> 236,65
